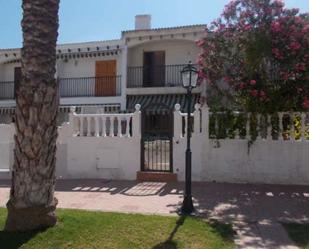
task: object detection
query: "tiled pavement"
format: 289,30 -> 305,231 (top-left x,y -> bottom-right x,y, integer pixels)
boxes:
1,179 -> 309,248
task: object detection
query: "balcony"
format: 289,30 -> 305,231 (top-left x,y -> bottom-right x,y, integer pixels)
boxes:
0,76 -> 122,100
127,64 -> 190,88
0,81 -> 15,100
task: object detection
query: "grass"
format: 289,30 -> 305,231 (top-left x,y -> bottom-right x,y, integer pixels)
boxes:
0,208 -> 235,249
283,223 -> 309,249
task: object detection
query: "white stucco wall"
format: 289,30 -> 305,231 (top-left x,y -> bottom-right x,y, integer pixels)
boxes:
0,56 -> 122,81
57,55 -> 122,78
173,137 -> 309,185
0,124 -> 14,176
66,137 -> 140,180
1,108 -> 309,185
0,63 -> 20,82
127,40 -> 200,67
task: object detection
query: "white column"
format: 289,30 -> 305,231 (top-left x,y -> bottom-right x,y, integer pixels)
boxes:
87,117 -> 91,137
102,117 -> 107,137
117,116 -> 122,137
80,117 -> 84,137
174,104 -> 182,138
126,116 -> 131,137
193,103 -> 201,134
132,104 -> 141,138
95,117 -> 100,137
120,45 -> 128,111
110,117 -> 115,137
69,106 -> 77,136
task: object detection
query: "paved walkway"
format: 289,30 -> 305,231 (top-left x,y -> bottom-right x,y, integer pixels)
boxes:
1,180 -> 309,248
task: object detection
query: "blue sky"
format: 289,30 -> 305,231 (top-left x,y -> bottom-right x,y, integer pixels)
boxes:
0,0 -> 308,49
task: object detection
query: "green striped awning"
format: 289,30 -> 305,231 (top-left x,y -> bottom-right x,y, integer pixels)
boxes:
127,94 -> 200,114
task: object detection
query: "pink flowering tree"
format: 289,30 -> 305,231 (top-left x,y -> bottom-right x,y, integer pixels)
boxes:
197,0 -> 309,112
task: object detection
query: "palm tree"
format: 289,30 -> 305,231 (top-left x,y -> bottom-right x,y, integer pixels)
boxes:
5,0 -> 60,231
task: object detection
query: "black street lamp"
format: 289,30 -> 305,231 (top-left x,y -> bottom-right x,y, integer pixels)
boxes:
180,62 -> 198,214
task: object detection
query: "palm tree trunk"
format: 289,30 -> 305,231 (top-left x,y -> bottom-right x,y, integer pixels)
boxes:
5,0 -> 60,232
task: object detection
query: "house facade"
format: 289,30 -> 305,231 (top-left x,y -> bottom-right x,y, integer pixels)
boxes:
0,15 -> 205,121
0,15 -> 206,178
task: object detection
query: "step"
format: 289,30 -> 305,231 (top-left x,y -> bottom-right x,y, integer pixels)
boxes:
136,171 -> 177,182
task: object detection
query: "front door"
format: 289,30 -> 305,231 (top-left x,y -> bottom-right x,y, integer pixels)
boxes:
143,51 -> 165,87
141,104 -> 173,172
95,60 -> 117,96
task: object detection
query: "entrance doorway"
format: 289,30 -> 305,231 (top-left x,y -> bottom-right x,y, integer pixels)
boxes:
143,51 -> 165,87
95,60 -> 117,96
141,103 -> 173,172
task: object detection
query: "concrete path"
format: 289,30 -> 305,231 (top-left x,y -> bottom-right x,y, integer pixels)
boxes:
1,180 -> 309,248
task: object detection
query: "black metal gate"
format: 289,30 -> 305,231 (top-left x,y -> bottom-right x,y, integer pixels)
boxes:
141,104 -> 173,172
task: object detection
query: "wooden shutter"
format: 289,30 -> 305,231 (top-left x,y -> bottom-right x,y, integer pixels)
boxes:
95,60 -> 117,96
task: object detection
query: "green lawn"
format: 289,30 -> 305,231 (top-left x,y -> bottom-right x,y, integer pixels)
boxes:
0,208 -> 234,249
283,223 -> 309,249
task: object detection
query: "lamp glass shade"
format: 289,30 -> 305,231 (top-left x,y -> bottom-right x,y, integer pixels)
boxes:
181,66 -> 199,88
182,71 -> 191,88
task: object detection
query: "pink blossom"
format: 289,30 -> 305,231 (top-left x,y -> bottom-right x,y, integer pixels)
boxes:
196,39 -> 205,47
197,57 -> 204,66
289,41 -> 301,51
244,24 -> 252,31
272,48 -> 284,60
295,63 -> 306,71
303,99 -> 309,109
294,16 -> 303,25
271,21 -> 282,32
303,24 -> 309,33
250,80 -> 256,85
250,90 -> 258,97
238,82 -> 246,89
198,70 -> 207,79
224,76 -> 231,83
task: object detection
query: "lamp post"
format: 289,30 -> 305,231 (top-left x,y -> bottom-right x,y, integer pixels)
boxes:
180,62 -> 198,214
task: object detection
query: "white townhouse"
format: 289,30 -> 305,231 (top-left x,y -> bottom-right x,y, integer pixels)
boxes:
0,15 -> 206,125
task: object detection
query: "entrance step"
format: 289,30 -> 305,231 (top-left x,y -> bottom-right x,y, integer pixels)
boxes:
137,171 -> 177,182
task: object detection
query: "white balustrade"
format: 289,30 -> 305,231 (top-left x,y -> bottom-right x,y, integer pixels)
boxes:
173,103 -> 203,138
69,104 -> 141,138
68,104 -> 308,142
